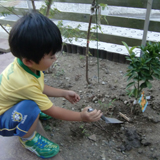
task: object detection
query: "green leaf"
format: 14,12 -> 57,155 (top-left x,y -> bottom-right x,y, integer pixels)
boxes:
126,88 -> 134,97
129,88 -> 135,97
129,46 -> 138,55
126,58 -> 132,62
153,74 -> 160,79
154,69 -> 160,75
146,81 -> 152,89
142,66 -> 149,70
133,88 -> 139,98
99,3 -> 107,10
126,82 -> 135,89
140,82 -> 147,89
141,71 -> 150,77
147,76 -> 153,80
103,16 -> 109,24
145,58 -> 152,63
122,41 -> 130,54
0,11 -> 11,16
127,73 -> 136,81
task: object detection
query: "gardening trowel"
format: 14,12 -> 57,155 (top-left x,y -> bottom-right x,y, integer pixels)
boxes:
88,108 -> 123,124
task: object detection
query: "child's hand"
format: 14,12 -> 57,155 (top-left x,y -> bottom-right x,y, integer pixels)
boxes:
64,90 -> 80,104
80,106 -> 102,122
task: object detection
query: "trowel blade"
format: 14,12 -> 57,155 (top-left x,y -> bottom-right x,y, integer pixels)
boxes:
103,117 -> 123,124
87,108 -> 123,124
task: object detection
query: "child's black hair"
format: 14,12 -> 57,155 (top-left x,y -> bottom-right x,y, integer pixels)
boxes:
9,11 -> 62,64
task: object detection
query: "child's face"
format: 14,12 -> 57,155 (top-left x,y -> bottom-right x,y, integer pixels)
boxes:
30,52 -> 57,72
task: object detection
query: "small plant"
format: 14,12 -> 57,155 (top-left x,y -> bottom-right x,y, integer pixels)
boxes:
79,55 -> 85,60
85,1 -> 108,84
57,20 -> 85,44
44,124 -> 52,131
52,68 -> 65,78
55,69 -> 65,77
108,99 -> 116,108
98,99 -> 116,112
99,3 -> 108,10
0,3 -> 19,17
0,4 -> 20,34
123,41 -> 160,100
79,124 -> 89,137
39,0 -> 60,18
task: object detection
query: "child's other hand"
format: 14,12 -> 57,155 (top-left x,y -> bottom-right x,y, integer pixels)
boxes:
64,90 -> 80,104
80,106 -> 102,122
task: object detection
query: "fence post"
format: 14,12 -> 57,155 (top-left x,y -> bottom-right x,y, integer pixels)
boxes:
141,0 -> 153,56
26,0 -> 33,11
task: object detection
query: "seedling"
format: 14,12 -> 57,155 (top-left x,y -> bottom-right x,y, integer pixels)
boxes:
79,124 -> 89,137
99,3 -> 108,10
39,0 -> 60,18
98,99 -> 116,113
44,124 -> 52,131
79,55 -> 85,60
108,99 -> 116,108
52,69 -> 65,78
57,21 -> 85,44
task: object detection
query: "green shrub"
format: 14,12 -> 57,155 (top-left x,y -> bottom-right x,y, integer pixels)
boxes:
123,41 -> 160,99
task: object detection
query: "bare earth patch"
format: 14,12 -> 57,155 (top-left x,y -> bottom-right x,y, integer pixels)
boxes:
41,53 -> 160,160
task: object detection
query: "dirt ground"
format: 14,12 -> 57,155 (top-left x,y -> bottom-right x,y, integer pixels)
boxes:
41,52 -> 160,160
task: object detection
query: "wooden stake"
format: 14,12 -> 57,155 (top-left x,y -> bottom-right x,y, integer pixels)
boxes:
119,112 -> 132,122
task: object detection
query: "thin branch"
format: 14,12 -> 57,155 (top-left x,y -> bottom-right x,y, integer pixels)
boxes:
31,0 -> 36,11
0,4 -> 20,18
46,0 -> 52,17
86,15 -> 92,84
0,24 -> 9,34
86,0 -> 96,84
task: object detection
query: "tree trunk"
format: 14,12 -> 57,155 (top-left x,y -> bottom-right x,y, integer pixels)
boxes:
85,0 -> 96,84
46,0 -> 52,17
31,0 -> 36,11
86,15 -> 93,84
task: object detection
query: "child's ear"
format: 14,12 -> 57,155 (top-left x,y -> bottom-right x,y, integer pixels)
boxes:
22,58 -> 34,67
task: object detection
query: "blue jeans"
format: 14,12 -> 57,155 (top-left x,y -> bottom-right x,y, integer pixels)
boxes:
0,100 -> 40,137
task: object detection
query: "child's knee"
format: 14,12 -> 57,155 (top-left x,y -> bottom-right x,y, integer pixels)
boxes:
15,100 -> 40,116
15,100 -> 40,123
0,100 -> 40,137
12,100 -> 40,136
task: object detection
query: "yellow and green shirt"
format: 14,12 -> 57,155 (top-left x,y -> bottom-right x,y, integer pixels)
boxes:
0,58 -> 53,115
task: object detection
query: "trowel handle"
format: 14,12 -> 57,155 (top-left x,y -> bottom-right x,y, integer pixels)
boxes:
87,108 -> 106,121
88,108 -> 94,112
100,115 -> 106,121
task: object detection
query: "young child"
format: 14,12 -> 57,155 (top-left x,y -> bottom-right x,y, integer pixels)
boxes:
0,11 -> 102,159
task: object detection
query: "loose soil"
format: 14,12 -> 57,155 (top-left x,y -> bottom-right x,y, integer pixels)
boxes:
41,53 -> 160,160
